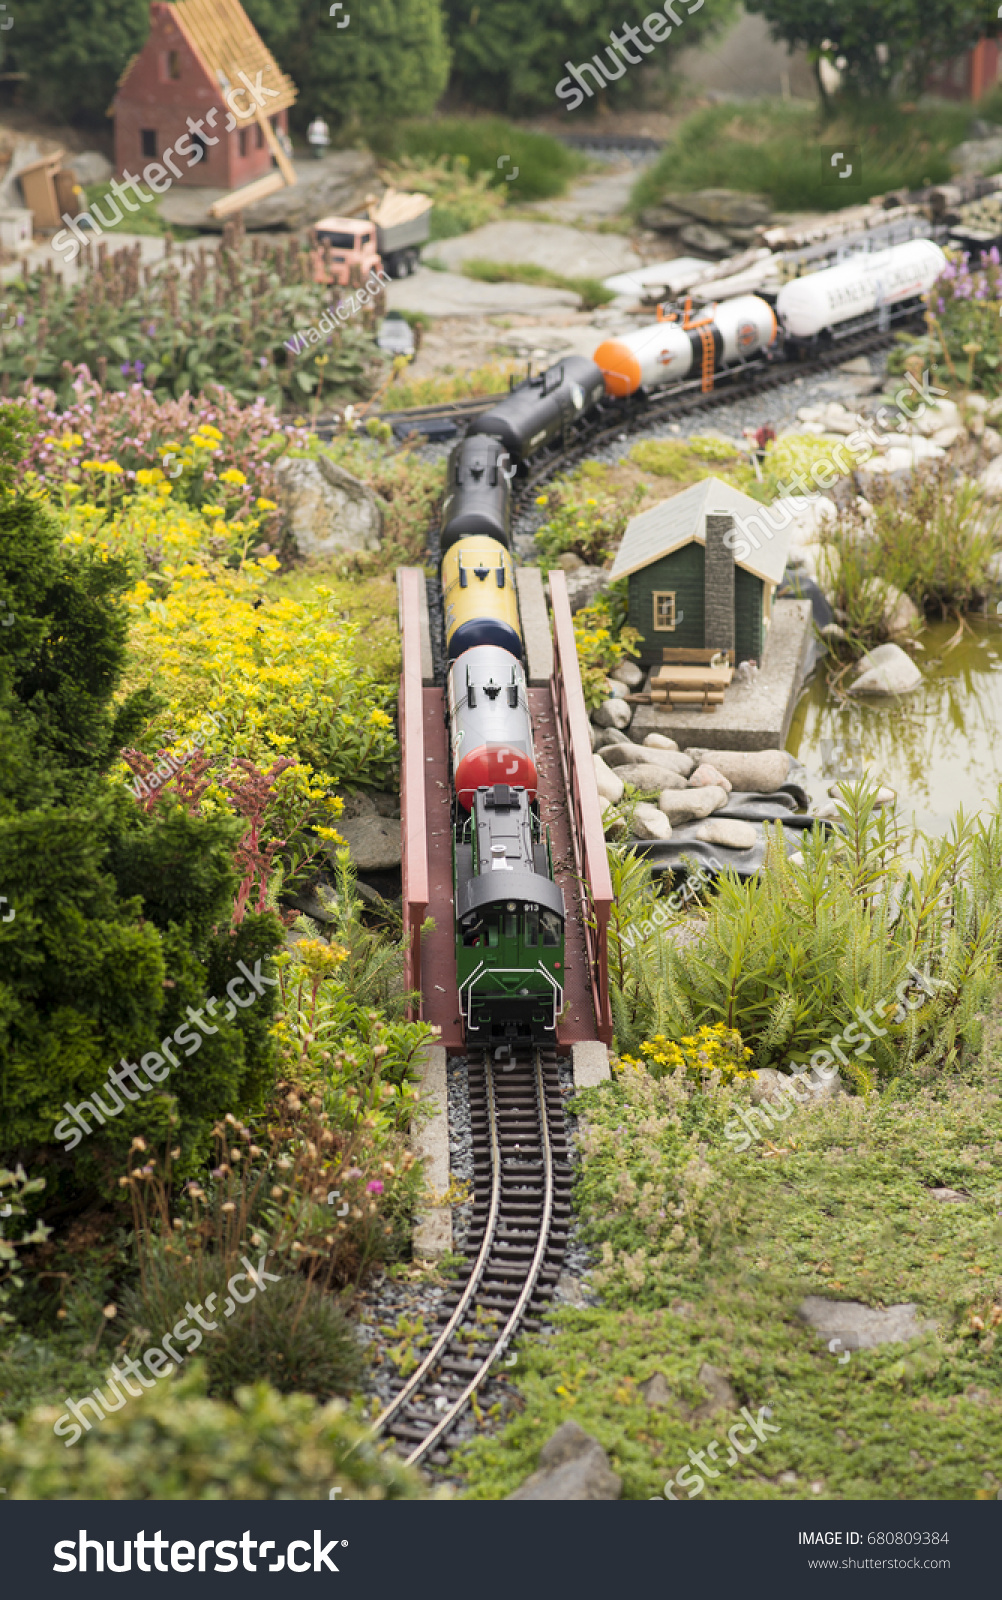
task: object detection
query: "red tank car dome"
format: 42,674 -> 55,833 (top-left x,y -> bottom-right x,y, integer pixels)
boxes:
454,743 -> 538,811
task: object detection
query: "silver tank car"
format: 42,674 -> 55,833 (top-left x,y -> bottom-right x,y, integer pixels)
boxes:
447,645 -> 538,811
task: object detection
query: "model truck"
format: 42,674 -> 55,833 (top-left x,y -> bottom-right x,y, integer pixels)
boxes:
312,189 -> 433,285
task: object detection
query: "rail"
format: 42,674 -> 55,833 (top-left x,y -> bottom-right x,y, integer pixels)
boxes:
398,567 -> 429,1011
548,570 -> 614,1046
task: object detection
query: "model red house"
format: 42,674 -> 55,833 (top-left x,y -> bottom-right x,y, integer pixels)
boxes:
925,38 -> 1001,100
111,0 -> 296,189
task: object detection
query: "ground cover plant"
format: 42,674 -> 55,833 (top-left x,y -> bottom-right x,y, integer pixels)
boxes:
385,118 -> 587,202
892,249 -> 1002,396
0,235 -> 387,407
632,100 -> 972,215
458,260 -> 614,311
385,360 -> 519,411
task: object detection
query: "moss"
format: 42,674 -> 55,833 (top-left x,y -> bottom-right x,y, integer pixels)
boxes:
457,1035 -> 1002,1500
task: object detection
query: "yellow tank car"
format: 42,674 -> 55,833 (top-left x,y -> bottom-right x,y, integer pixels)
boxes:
441,535 -> 523,662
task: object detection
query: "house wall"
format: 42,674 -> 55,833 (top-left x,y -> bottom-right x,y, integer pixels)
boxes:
628,545 -> 763,666
113,2 -> 287,189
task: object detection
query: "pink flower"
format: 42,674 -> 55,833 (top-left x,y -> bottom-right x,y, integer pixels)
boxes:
366,1180 -> 384,1194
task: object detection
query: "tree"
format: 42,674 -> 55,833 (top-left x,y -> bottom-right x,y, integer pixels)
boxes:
7,0 -> 149,126
745,0 -> 1002,106
0,438 -> 282,1196
244,0 -> 450,134
441,0 -> 737,116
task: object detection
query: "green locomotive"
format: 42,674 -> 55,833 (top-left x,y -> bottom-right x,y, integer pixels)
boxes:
454,782 -> 565,1045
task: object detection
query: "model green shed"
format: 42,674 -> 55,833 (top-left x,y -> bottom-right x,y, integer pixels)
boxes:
608,476 -> 794,668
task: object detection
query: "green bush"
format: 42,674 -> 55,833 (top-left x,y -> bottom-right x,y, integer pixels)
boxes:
610,786 -> 1002,1089
460,258 -> 614,309
632,100 -> 972,214
0,1362 -> 423,1499
391,118 -> 587,202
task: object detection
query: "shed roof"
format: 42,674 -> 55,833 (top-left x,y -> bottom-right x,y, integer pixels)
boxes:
609,476 -> 793,588
115,0 -> 296,117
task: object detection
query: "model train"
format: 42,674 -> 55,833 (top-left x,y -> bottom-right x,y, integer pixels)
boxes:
436,237 -> 948,1042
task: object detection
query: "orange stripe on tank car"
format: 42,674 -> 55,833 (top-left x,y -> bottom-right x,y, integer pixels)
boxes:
593,340 -> 642,398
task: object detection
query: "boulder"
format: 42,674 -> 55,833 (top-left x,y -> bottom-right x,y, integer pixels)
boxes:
663,189 -> 772,228
640,1372 -> 672,1408
600,797 -> 626,836
276,453 -> 384,557
67,149 -> 114,185
592,698 -> 632,730
771,495 -> 837,546
849,642 -> 922,697
559,565 -> 609,613
798,1297 -> 937,1351
930,424 -> 966,450
659,785 -> 728,824
689,1362 -> 739,1421
631,802 -> 672,841
983,426 -> 1002,459
593,725 -> 632,750
593,753 -> 625,803
507,1420 -> 621,1501
616,764 -> 687,792
643,733 -> 679,752
880,583 -> 920,636
694,818 -> 758,850
684,748 -> 791,793
601,743 -> 693,777
979,455 -> 1002,499
679,222 -> 733,257
610,659 -> 645,689
688,762 -> 732,792
639,204 -> 693,233
603,679 -> 630,700
160,149 -> 379,232
333,815 -> 400,871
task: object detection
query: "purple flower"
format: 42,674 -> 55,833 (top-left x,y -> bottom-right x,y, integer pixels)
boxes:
15,314 -> 23,327
366,1179 -> 384,1194
258,355 -> 268,367
120,362 -> 132,376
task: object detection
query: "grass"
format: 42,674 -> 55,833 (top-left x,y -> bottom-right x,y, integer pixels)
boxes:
83,182 -> 199,240
382,359 -> 521,411
631,99 -> 973,215
457,1022 -> 1002,1500
629,434 -> 746,481
380,118 -> 588,203
459,258 -> 614,310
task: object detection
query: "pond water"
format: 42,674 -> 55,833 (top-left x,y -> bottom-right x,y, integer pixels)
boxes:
787,615 -> 1002,836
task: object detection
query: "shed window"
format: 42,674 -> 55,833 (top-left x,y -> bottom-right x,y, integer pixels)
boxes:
256,121 -> 264,149
167,50 -> 181,79
652,591 -> 676,631
141,129 -> 158,159
238,128 -> 248,158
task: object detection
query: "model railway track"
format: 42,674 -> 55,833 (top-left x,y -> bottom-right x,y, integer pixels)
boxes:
370,1048 -> 570,1467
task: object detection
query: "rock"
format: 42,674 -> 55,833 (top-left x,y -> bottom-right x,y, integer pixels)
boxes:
593,725 -> 632,750
988,397 -> 1002,422
616,764 -> 687,792
821,622 -> 847,642
559,565 -> 609,613
689,1362 -> 738,1421
604,679 -> 630,700
602,743 -> 693,777
639,204 -> 693,233
872,581 -> 920,636
798,1297 -> 938,1351
874,785 -> 896,806
688,762 -> 732,792
694,818 -> 758,850
507,1420 -> 621,1501
663,189 -> 772,228
812,799 -> 840,820
771,495 -> 837,546
787,851 -> 805,866
929,1186 -> 970,1203
964,392 -> 990,414
983,426 -> 1002,459
160,149 -> 379,232
838,356 -> 872,376
67,149 -> 114,185
588,720 -> 598,751
979,456 -> 1002,499
631,802 -> 672,840
931,424 -> 966,450
821,402 -> 860,435
333,815 -> 400,871
558,551 -> 584,571
643,733 -> 679,751
849,642 -> 922,696
592,697 -> 632,730
949,134 -> 1002,176
659,785 -> 729,823
276,453 -> 384,557
684,748 -> 791,793
593,753 -> 625,803
678,222 -> 734,257
554,1271 -> 589,1307
640,1372 -> 672,1409
600,797 -> 626,836
610,659 -> 644,689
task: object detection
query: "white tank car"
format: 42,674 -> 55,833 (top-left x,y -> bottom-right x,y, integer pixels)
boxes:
593,295 -> 777,397
777,238 -> 947,340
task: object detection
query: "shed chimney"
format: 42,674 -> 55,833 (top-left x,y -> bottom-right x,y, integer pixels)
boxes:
704,511 -> 735,656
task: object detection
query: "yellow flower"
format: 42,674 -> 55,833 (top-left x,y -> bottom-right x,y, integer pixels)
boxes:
255,497 -> 277,511
535,495 -> 549,506
101,461 -> 125,475
203,505 -> 225,518
197,423 -> 223,441
135,467 -> 164,486
369,708 -> 392,729
191,436 -> 215,450
219,468 -> 246,485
